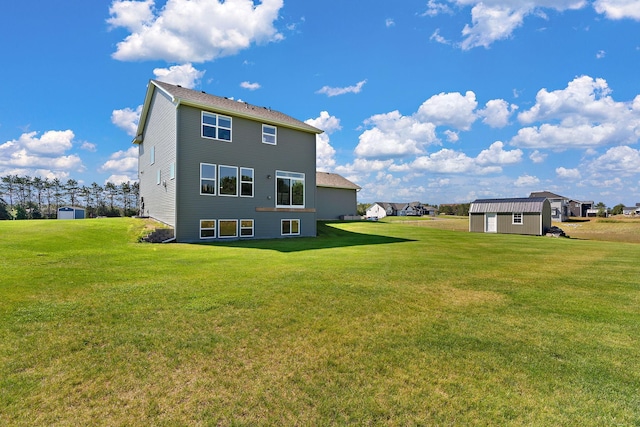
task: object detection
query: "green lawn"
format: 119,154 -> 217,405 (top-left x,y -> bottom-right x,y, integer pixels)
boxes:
1,218 -> 639,425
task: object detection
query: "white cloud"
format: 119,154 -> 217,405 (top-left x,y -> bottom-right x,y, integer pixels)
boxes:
409,148 -> 502,175
105,174 -> 136,185
385,18 -> 395,27
0,130 -> 83,176
422,0 -> 454,17
111,105 -> 142,137
512,75 -> 640,149
416,91 -> 478,130
354,110 -> 438,158
316,80 -> 367,97
81,142 -> 97,152
596,49 -> 606,59
153,63 -> 205,88
475,141 -> 523,166
514,174 -> 540,187
444,130 -> 459,142
100,147 -> 138,174
109,0 -> 284,63
556,166 -> 582,180
594,0 -> 640,20
586,145 -> 640,175
240,81 -> 261,90
305,111 -> 341,171
460,3 -> 529,50
478,99 -> 518,128
529,150 -> 547,163
430,29 -> 451,45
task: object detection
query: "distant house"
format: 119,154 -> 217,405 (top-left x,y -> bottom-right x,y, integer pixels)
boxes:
469,197 -> 551,236
623,205 -> 640,216
529,191 -> 569,222
58,206 -> 85,220
135,79 -> 323,242
568,199 -> 594,217
365,202 -> 387,219
365,201 -> 435,219
316,172 -> 361,220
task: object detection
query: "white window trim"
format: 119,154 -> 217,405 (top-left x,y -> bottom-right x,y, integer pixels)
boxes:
218,219 -> 238,239
513,212 -> 523,225
240,167 -> 254,198
276,170 -> 305,209
281,219 -> 300,236
156,169 -> 161,185
200,163 -> 217,196
262,124 -> 277,145
200,219 -> 216,239
170,162 -> 175,180
202,111 -> 232,142
150,146 -> 155,165
240,219 -> 254,237
218,165 -> 238,197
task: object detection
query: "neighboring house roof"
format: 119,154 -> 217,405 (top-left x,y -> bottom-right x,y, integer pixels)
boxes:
316,172 -> 361,190
529,191 -> 566,200
134,80 -> 322,143
470,197 -> 548,213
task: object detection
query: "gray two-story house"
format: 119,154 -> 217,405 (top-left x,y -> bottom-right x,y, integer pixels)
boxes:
135,80 -> 323,242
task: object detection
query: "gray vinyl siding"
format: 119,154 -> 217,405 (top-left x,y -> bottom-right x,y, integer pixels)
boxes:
175,104 -> 317,242
138,89 -> 177,226
316,187 -> 358,220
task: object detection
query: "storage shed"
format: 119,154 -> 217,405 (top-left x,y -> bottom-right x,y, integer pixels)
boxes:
57,206 -> 85,220
469,197 -> 551,236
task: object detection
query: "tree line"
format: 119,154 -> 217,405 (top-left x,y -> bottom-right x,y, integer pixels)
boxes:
0,175 -> 139,220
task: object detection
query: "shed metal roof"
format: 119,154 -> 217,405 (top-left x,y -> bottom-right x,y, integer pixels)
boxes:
470,197 -> 548,213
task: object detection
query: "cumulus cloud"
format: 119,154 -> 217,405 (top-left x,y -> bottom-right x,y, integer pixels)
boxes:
478,99 -> 518,128
355,110 -> 438,159
153,63 -> 205,88
514,174 -> 540,187
305,111 -> 341,171
556,166 -> 582,180
416,91 -> 478,130
475,141 -> 523,166
408,148 -> 502,175
529,150 -> 547,163
586,145 -> 640,175
100,147 -> 138,174
423,1 -> 639,50
108,0 -> 284,63
511,75 -> 640,149
112,105 -> 142,137
316,80 -> 367,97
0,130 -> 83,176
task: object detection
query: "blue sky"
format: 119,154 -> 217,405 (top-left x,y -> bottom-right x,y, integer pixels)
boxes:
2,0 -> 640,206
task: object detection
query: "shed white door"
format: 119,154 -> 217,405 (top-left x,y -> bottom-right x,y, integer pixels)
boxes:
58,210 -> 74,220
485,213 -> 497,233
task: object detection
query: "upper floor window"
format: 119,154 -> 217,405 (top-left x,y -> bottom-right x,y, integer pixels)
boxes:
202,112 -> 232,142
276,171 -> 305,208
262,124 -> 277,145
240,167 -> 254,197
219,165 -> 238,196
513,213 -> 523,224
200,163 -> 216,195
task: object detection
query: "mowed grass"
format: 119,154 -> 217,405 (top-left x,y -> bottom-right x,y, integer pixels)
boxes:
1,218 -> 639,425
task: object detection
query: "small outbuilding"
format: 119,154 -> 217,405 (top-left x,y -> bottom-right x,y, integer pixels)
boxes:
57,206 -> 85,220
316,172 -> 361,220
469,197 -> 551,236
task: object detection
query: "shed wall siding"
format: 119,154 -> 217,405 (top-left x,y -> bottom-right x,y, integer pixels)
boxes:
175,104 -> 317,242
316,187 -> 357,220
138,89 -> 177,227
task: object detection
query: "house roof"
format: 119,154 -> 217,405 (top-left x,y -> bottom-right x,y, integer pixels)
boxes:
529,191 -> 566,200
316,172 -> 361,190
470,197 -> 548,213
134,80 -> 323,143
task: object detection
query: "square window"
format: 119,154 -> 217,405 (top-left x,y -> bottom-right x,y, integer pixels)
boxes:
513,213 -> 523,224
200,220 -> 216,239
281,219 -> 300,236
240,219 -> 254,237
218,220 -> 238,238
262,124 -> 277,145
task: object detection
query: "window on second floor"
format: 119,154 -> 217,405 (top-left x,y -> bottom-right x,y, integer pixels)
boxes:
219,165 -> 238,196
200,163 -> 216,195
262,124 -> 277,145
240,167 -> 254,197
202,112 -> 232,142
